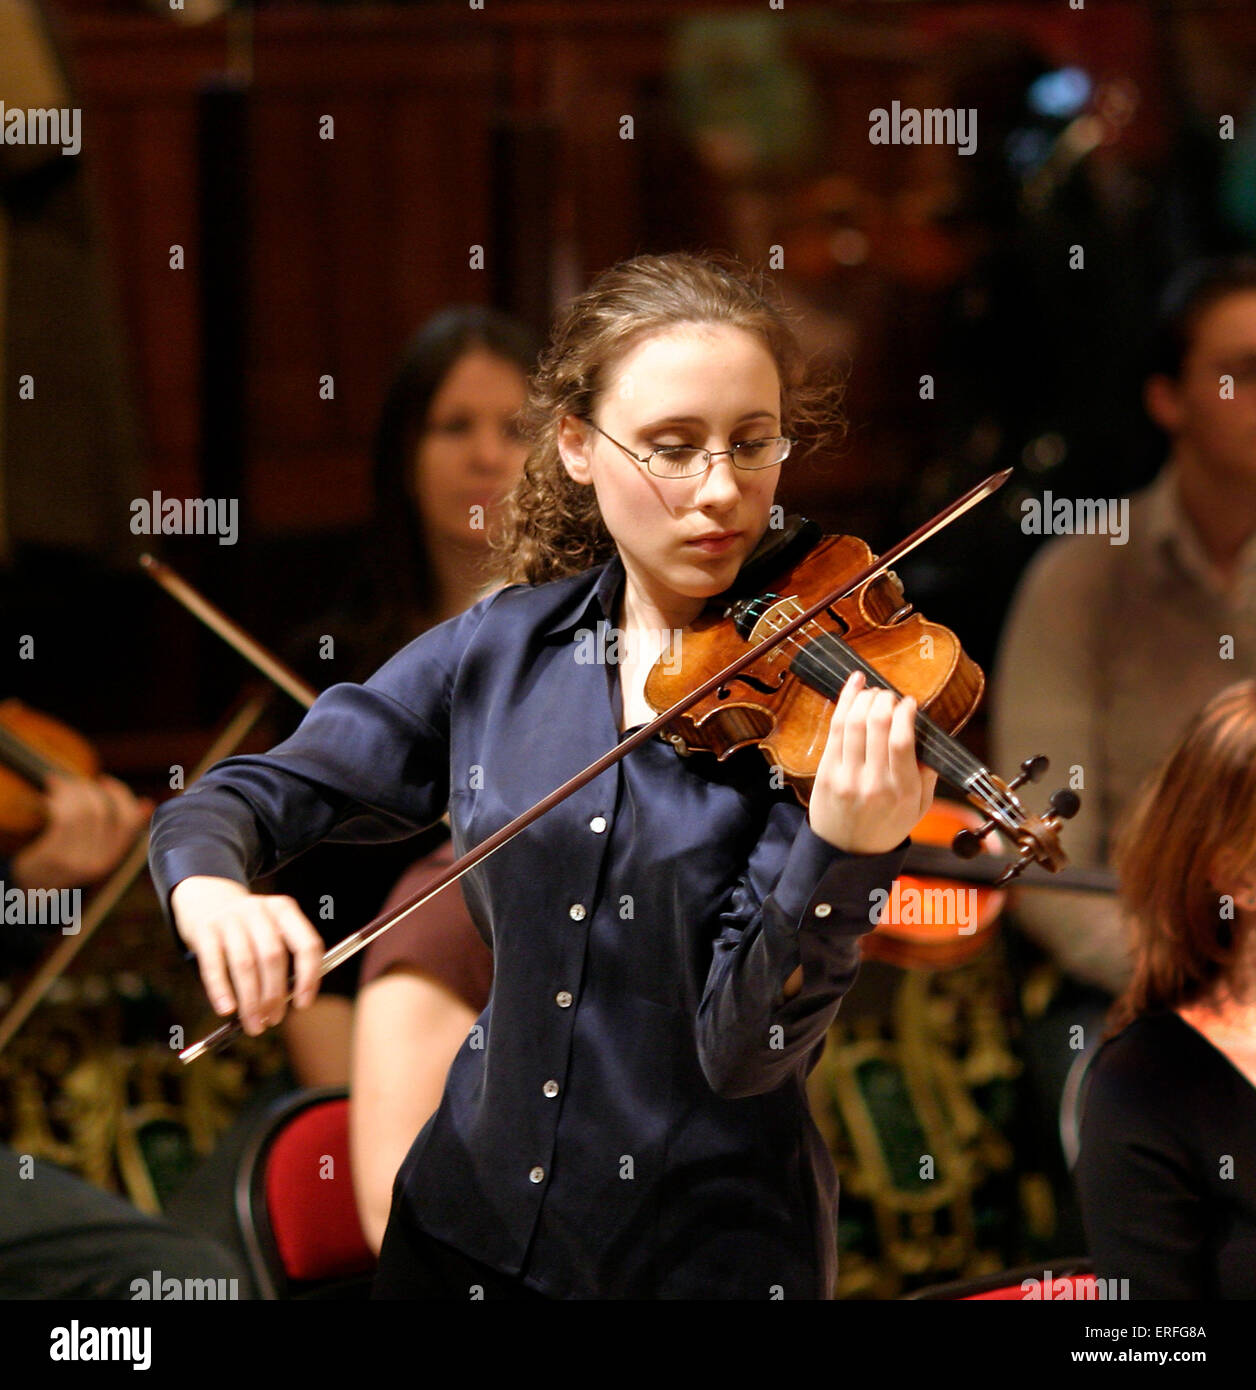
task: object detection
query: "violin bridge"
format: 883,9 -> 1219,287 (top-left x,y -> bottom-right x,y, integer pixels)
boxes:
746,596 -> 810,661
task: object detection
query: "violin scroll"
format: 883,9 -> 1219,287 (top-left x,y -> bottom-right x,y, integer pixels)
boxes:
954,754 -> 1081,884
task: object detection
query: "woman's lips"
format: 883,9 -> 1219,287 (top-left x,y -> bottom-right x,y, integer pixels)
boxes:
685,532 -> 741,554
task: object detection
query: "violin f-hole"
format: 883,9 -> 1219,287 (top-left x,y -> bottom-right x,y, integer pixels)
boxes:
718,671 -> 787,699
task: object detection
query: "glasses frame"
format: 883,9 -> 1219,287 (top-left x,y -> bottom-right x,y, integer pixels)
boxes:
581,418 -> 793,480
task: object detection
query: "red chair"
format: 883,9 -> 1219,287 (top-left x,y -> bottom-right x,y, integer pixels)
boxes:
235,1086 -> 376,1299
903,1258 -> 1096,1300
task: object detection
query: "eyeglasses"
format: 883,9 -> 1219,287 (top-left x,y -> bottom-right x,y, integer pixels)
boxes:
582,419 -> 793,480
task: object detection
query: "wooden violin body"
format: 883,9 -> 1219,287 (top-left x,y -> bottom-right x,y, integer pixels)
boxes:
0,700 -> 99,856
646,534 -> 984,803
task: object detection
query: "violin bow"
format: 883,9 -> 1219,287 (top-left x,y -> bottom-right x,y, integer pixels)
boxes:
900,842 -> 1116,894
140,555 -> 319,711
177,468 -> 1018,1062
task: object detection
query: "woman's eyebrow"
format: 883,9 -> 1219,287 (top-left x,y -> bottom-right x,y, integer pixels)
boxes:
639,410 -> 778,431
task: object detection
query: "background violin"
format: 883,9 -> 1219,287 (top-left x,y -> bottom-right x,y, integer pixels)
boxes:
0,700 -> 100,857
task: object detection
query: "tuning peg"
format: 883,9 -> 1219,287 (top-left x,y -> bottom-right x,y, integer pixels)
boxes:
1007,755 -> 1048,792
953,821 -> 997,859
989,785 -> 1084,885
993,851 -> 1034,887
954,756 -> 1079,872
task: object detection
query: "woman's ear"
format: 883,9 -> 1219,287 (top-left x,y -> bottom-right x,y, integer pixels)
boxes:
557,415 -> 594,486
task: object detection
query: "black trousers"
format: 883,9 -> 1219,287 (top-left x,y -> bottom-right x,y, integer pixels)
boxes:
373,1197 -> 548,1300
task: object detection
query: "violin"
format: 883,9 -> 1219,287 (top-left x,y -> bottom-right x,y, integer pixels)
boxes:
646,514 -> 1078,888
0,700 -> 100,856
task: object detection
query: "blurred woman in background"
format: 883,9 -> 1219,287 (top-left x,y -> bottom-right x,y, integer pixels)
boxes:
1076,679 -> 1256,1298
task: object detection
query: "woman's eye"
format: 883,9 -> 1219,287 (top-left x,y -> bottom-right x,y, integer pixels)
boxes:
430,417 -> 471,435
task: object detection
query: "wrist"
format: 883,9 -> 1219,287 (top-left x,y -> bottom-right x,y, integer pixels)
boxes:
170,874 -> 249,919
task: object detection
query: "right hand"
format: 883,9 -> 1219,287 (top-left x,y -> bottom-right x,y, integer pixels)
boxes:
169,876 -> 325,1035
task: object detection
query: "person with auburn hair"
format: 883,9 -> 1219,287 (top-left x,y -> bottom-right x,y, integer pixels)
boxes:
1075,679 -> 1256,1299
148,250 -> 936,1299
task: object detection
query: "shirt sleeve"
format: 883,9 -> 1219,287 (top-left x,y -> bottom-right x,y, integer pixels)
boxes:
694,801 -> 908,1099
1075,1044 -> 1208,1298
147,593 -> 500,940
991,538 -> 1132,996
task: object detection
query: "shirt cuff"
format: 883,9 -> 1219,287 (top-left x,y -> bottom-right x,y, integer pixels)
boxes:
153,844 -> 251,916
772,820 -> 911,932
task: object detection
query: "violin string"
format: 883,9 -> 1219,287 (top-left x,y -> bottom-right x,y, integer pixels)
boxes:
763,602 -> 1011,806
744,604 -> 1026,832
785,626 -> 1024,829
794,620 -> 1025,827
0,722 -> 55,788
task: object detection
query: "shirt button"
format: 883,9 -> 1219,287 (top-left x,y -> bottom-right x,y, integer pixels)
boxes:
555,990 -> 573,1008
543,1080 -> 559,1098
589,815 -> 607,834
569,903 -> 586,921
814,903 -> 832,918
529,1166 -> 545,1184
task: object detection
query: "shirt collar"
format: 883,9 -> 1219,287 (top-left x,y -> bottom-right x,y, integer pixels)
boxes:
1140,462 -> 1178,549
539,552 -> 626,638
1144,460 -> 1256,596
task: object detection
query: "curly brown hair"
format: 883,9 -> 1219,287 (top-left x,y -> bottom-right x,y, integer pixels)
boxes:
487,250 -> 845,586
1107,679 -> 1256,1034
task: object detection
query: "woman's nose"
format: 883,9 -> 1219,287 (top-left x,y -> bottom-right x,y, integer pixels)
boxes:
693,452 -> 743,503
470,421 -> 514,468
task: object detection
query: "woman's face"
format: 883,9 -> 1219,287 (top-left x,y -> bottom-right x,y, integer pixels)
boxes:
412,348 -> 530,550
558,322 -> 782,627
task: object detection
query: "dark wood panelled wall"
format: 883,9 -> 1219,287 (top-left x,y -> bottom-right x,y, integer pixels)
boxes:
60,1 -> 1175,541
62,2 -> 780,533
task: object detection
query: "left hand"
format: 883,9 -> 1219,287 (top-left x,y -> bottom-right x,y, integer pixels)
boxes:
11,773 -> 152,890
807,670 -> 937,855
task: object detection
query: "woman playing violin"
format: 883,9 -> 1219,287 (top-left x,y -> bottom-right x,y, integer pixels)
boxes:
148,251 -> 937,1299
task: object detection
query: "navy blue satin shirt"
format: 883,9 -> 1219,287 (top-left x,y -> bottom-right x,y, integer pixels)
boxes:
148,551 -> 908,1299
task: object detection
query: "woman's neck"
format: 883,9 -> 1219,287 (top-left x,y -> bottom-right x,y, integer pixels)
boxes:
1174,450 -> 1256,586
617,570 -> 706,636
1179,968 -> 1256,1030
